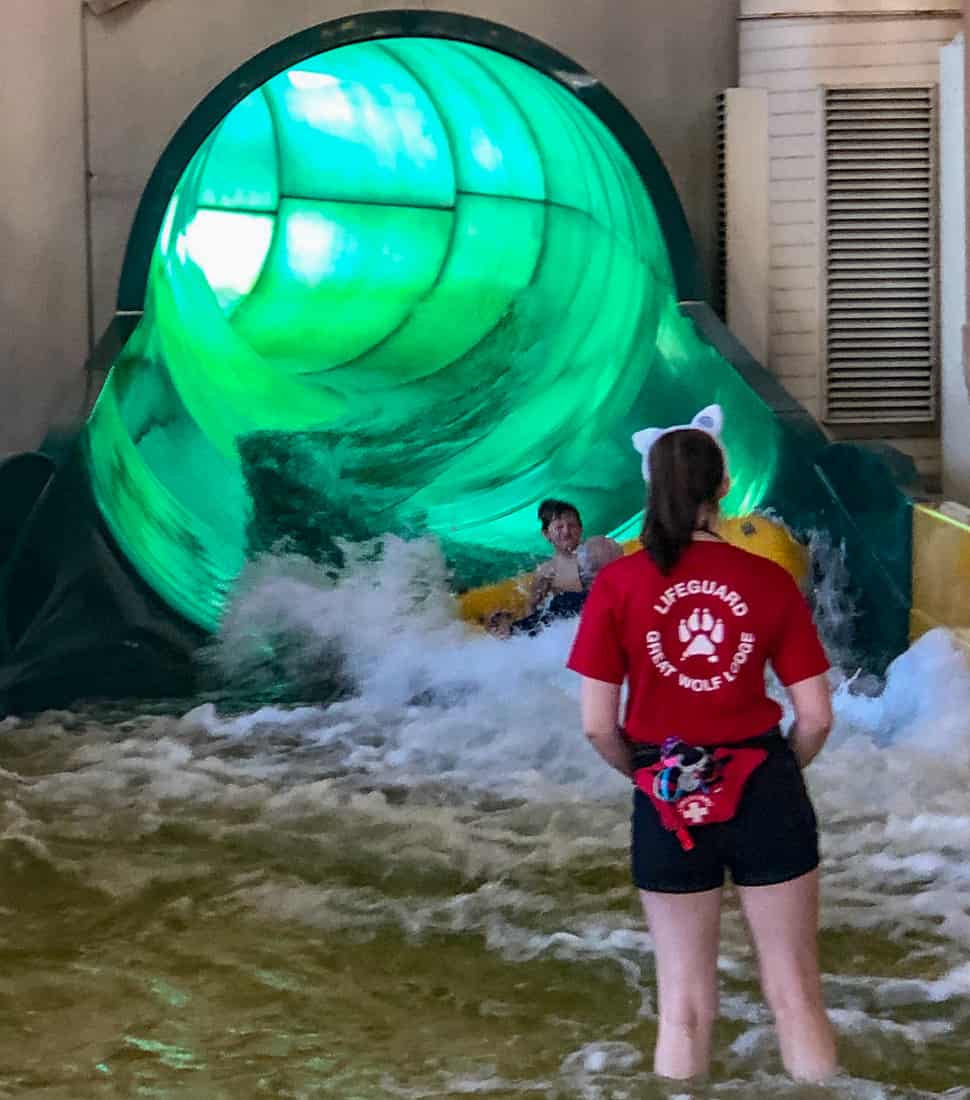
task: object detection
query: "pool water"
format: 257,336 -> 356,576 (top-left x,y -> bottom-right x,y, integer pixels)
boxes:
2,540 -> 969,1098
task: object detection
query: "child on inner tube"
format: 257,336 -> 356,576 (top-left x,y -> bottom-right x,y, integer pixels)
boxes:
490,499 -> 622,636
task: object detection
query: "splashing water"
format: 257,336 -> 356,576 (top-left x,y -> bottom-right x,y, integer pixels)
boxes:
1,537 -> 969,1097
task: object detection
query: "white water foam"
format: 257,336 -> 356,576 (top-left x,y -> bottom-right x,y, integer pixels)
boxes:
3,535 -> 970,1095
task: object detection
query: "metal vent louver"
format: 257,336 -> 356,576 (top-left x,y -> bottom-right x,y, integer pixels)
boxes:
823,86 -> 937,424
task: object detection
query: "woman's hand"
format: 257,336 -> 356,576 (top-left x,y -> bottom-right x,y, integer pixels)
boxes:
580,677 -> 632,777
786,673 -> 832,768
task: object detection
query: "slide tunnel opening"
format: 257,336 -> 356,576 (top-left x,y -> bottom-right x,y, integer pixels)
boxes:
86,23 -> 784,633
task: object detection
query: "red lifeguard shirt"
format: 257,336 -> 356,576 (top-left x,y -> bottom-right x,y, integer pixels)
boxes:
567,542 -> 829,745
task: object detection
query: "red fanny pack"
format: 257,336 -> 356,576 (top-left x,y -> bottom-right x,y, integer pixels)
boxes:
633,737 -> 769,852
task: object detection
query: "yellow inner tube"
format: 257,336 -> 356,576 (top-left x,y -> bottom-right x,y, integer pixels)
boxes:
457,514 -> 809,626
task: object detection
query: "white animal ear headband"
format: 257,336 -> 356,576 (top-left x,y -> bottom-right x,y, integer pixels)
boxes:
631,405 -> 724,481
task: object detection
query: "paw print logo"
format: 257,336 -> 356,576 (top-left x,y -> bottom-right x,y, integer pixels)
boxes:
678,609 -> 725,663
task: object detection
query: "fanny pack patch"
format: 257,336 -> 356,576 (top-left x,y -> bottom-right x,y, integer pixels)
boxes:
634,737 -> 768,851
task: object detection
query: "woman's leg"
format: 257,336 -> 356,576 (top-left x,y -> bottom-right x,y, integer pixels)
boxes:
640,886 -> 723,1079
738,869 -> 836,1081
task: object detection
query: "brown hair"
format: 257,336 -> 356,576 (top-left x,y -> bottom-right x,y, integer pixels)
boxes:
538,498 -> 581,531
642,429 -> 724,574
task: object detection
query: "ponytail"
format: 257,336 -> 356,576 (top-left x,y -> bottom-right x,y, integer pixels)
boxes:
642,429 -> 725,574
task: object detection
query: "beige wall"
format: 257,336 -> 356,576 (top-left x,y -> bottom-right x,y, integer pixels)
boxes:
1,0 -> 739,455
0,0 -> 88,455
738,0 -> 962,489
723,88 -> 771,365
941,35 -> 970,504
966,1 -> 970,442
84,0 -> 739,334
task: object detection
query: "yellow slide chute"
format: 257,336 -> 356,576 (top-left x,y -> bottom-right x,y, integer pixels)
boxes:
458,513 -> 810,628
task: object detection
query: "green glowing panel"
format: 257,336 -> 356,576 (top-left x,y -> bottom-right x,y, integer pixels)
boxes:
266,49 -> 456,207
380,40 -> 546,201
327,195 -> 545,385
86,37 -> 781,632
197,90 -> 279,214
181,210 -> 274,312
232,200 -> 454,366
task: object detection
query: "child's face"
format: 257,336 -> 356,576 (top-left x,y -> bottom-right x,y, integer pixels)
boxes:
543,511 -> 583,554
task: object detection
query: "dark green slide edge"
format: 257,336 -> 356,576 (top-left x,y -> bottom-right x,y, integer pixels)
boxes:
0,11 -> 916,712
684,303 -> 917,673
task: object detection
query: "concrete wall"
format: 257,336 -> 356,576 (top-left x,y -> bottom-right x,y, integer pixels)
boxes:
940,35 -> 970,505
0,0 -> 739,455
723,88 -> 770,365
0,0 -> 89,455
84,0 -> 739,333
738,0 -> 963,489
965,2 -> 970,475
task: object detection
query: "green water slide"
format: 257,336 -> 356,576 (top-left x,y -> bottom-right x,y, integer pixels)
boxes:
0,15 -> 918,711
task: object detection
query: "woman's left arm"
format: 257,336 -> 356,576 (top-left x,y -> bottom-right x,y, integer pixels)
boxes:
580,677 -> 632,778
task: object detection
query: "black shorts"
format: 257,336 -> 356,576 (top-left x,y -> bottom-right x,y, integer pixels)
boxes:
631,741 -> 819,894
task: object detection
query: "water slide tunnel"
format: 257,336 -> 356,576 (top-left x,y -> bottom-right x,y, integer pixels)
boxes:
0,12 -> 919,711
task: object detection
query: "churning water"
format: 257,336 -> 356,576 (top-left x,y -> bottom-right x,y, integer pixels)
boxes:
1,537 -> 969,1098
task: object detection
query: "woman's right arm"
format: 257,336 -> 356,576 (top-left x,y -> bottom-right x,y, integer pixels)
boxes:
566,570 -> 629,774
771,575 -> 834,768
785,673 -> 832,768
580,676 -> 632,777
